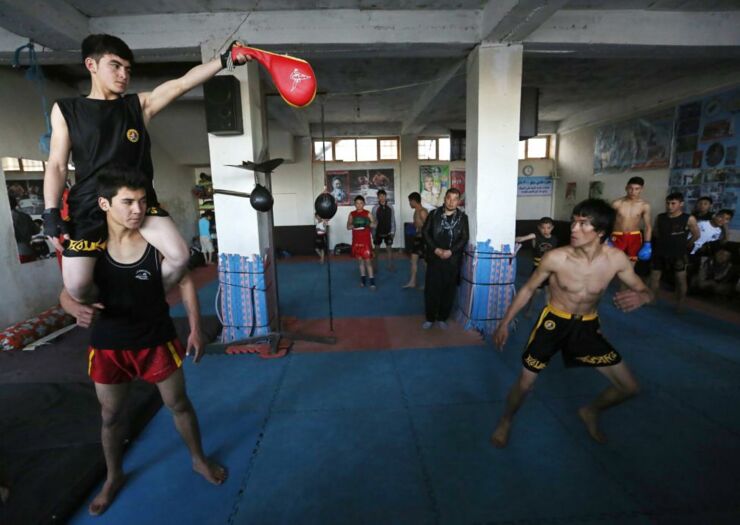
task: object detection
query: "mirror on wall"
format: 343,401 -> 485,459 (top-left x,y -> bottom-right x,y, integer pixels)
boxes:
3,156 -> 73,263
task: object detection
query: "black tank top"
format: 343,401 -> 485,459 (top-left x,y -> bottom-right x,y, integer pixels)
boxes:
91,243 -> 176,350
655,213 -> 690,257
57,95 -> 157,218
533,233 -> 558,260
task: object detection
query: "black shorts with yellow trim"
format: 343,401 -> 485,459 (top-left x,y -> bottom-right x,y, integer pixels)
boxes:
63,205 -> 170,258
521,304 -> 621,373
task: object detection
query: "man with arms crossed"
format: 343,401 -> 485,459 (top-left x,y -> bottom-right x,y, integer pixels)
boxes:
491,199 -> 653,447
60,166 -> 226,516
611,176 -> 652,264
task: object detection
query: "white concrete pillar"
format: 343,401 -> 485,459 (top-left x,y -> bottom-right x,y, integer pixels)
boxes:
465,43 -> 523,250
200,41 -> 269,258
200,41 -> 277,337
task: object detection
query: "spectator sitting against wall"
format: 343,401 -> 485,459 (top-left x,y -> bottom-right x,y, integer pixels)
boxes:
690,248 -> 738,299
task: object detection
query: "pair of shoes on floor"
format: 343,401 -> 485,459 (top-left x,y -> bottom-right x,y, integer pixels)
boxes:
422,321 -> 448,330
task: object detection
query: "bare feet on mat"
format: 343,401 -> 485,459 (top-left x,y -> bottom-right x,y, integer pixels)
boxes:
578,407 -> 607,444
402,282 -> 415,289
490,418 -> 512,448
88,475 -> 125,516
193,458 -> 228,485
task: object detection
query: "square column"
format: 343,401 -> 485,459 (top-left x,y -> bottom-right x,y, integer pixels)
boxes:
457,44 -> 522,337
200,41 -> 276,337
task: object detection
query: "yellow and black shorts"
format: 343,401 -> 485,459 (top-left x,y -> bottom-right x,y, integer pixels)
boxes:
63,205 -> 169,258
521,304 -> 621,373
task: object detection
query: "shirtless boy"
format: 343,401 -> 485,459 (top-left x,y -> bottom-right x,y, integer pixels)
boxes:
491,199 -> 653,447
403,192 -> 429,289
611,177 -> 652,263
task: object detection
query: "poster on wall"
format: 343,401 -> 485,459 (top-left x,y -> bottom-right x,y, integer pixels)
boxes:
450,169 -> 466,206
517,176 -> 552,196
589,181 -> 604,199
325,171 -> 350,206
668,87 -> 740,230
565,182 -> 577,203
419,165 -> 450,210
593,109 -> 673,172
5,178 -> 44,217
345,169 -> 395,205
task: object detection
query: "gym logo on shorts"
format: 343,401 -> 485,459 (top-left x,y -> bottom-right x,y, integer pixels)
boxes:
66,239 -> 107,253
126,129 -> 140,142
544,320 -> 556,330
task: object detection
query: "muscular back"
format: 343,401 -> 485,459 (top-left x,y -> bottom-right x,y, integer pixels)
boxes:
542,246 -> 630,315
413,207 -> 428,232
612,197 -> 649,232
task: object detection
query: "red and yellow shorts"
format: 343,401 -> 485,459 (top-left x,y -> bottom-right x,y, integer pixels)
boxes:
88,338 -> 185,384
610,231 -> 642,261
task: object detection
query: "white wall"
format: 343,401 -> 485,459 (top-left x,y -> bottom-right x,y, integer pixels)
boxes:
516,158 -> 555,220
0,68 -> 75,327
555,125 -> 670,223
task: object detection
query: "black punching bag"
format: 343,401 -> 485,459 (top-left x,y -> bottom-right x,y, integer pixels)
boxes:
250,184 -> 274,212
314,193 -> 337,220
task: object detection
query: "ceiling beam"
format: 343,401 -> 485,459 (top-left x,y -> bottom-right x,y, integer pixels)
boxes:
0,0 -> 88,50
89,10 -> 480,50
527,9 -> 740,47
481,0 -> 570,43
401,59 -> 465,136
267,100 -> 311,137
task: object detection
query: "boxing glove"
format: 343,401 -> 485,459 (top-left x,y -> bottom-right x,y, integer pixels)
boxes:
42,208 -> 68,239
637,241 -> 652,261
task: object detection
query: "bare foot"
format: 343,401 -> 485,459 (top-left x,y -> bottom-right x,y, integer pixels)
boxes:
402,282 -> 416,289
193,459 -> 228,485
88,475 -> 125,516
490,418 -> 512,448
0,484 -> 9,504
578,407 -> 607,444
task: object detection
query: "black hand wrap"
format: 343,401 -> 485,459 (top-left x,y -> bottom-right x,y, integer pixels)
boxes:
220,40 -> 246,70
42,208 -> 68,238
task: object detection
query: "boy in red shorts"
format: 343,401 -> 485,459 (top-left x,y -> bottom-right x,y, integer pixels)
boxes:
346,195 -> 376,289
59,166 -> 226,516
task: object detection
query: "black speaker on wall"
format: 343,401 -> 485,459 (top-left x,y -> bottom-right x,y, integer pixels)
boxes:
450,129 -> 466,161
203,75 -> 243,135
519,86 -> 539,140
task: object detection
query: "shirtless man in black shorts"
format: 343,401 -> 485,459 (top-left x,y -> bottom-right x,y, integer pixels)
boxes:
491,199 -> 653,447
403,192 -> 428,289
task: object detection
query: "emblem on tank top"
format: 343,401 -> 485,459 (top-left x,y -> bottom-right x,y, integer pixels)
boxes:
135,269 -> 151,281
126,129 -> 140,143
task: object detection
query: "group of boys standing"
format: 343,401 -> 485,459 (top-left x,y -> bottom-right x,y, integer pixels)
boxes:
315,187 -> 469,329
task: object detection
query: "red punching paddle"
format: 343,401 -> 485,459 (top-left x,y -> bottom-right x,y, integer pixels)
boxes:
226,45 -> 317,108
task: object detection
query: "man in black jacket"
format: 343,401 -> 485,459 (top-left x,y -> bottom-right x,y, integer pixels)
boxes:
421,187 -> 469,329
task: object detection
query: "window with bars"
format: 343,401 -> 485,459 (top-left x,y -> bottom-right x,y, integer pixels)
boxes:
416,137 -> 450,161
313,137 -> 400,162
518,136 -> 551,160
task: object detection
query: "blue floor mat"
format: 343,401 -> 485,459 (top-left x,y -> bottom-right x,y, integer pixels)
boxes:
69,255 -> 740,524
